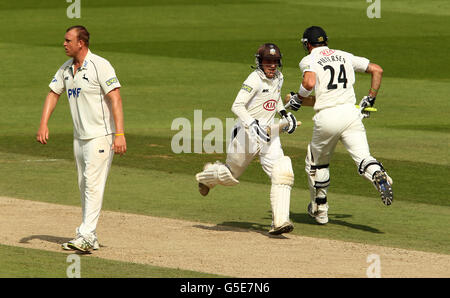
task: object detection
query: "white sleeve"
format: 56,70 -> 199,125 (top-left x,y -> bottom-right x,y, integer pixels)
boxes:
351,54 -> 370,73
48,67 -> 65,95
231,73 -> 259,127
299,56 -> 315,75
97,60 -> 121,94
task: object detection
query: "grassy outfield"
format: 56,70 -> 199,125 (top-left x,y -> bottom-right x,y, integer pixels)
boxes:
0,0 -> 449,276
0,244 -> 222,278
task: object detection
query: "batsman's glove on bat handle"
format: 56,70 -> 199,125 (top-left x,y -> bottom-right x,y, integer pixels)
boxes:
250,119 -> 270,143
287,92 -> 302,111
359,96 -> 376,118
280,110 -> 297,134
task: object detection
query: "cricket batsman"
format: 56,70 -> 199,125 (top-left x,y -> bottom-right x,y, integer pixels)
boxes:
285,26 -> 393,225
196,43 -> 298,235
36,25 -> 126,252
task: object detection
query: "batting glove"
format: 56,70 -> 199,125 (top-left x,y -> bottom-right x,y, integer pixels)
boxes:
359,95 -> 376,108
359,96 -> 376,118
282,112 -> 297,134
286,92 -> 302,111
249,119 -> 271,143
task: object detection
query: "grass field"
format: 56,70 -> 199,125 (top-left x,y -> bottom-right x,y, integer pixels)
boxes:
0,0 -> 449,278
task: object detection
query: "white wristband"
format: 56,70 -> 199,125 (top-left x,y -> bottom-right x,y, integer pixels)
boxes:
298,84 -> 312,98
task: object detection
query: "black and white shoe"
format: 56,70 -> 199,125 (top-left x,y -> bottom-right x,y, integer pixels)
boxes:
373,171 -> 393,206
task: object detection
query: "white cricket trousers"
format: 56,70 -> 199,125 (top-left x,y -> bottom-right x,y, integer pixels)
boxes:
225,122 -> 292,227
310,103 -> 370,167
226,122 -> 284,179
73,135 -> 114,237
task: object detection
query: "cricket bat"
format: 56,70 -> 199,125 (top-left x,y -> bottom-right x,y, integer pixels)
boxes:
355,105 -> 377,112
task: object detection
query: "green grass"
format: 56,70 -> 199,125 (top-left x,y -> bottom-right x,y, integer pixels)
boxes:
0,244 -> 222,278
1,149 -> 449,254
0,0 -> 449,277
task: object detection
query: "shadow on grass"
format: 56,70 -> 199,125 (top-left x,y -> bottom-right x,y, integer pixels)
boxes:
1,133 -> 448,206
291,212 -> 384,234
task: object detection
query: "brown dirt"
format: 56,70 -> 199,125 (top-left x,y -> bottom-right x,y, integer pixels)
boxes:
0,196 -> 449,277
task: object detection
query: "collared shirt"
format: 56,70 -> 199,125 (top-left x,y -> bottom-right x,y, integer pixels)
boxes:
231,69 -> 284,127
299,46 -> 369,112
49,49 -> 121,139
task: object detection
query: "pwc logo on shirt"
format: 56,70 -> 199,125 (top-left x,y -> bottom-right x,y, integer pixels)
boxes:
68,88 -> 82,99
263,99 -> 276,111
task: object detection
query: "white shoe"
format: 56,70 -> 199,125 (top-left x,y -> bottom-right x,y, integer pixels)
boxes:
62,238 -> 99,251
66,235 -> 94,252
93,238 -> 100,250
308,202 -> 329,224
62,229 -> 99,251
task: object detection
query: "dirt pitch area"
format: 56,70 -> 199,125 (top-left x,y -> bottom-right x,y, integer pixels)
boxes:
0,196 -> 449,277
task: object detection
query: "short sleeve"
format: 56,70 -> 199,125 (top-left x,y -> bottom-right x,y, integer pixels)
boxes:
299,56 -> 315,75
49,67 -> 65,95
97,60 -> 121,94
351,54 -> 370,73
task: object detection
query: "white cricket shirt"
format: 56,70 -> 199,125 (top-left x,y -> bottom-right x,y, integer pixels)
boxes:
299,46 -> 369,111
49,49 -> 121,139
231,69 -> 284,127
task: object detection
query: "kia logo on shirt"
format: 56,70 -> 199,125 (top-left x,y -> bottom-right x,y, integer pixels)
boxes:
68,88 -> 82,99
263,99 -> 276,111
320,49 -> 335,56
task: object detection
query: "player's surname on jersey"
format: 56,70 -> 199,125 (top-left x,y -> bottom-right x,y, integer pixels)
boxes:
316,53 -> 346,66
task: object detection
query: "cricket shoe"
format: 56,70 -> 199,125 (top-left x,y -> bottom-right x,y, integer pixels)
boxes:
62,238 -> 99,251
198,183 -> 210,196
65,235 -> 95,253
373,171 -> 393,206
308,202 -> 329,224
268,221 -> 294,235
196,162 -> 214,196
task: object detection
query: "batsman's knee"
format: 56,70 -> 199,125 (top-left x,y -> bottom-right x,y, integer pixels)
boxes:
271,156 -> 294,186
312,166 -> 330,189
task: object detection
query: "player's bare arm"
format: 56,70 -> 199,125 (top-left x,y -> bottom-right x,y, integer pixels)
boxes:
107,88 -> 127,155
358,63 -> 383,116
298,71 -> 316,107
301,71 -> 316,91
284,93 -> 315,107
365,63 -> 383,97
285,71 -> 317,110
37,90 -> 60,144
